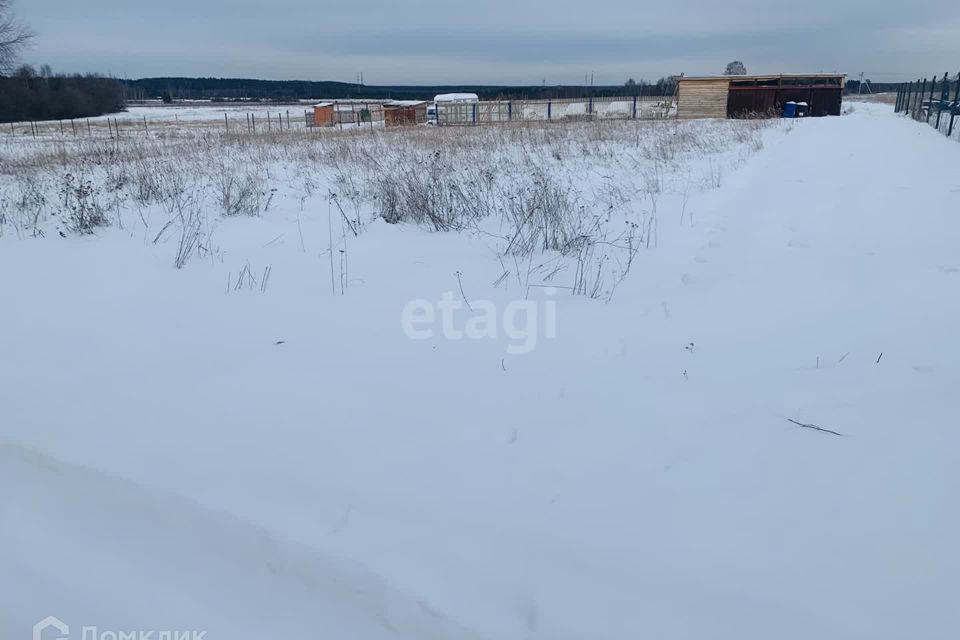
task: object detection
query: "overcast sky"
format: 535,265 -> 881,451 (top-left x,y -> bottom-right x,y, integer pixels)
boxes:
14,0 -> 960,84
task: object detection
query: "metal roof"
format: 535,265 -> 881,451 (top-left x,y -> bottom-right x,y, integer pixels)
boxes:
677,73 -> 847,82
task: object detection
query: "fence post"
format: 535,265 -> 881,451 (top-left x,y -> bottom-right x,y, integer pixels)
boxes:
143,115 -> 149,135
59,120 -> 64,136
926,75 -> 936,122
632,95 -> 638,119
949,72 -> 960,138
547,100 -> 552,120
508,101 -> 512,122
936,72 -> 949,129
87,119 -> 92,137
588,96 -> 593,117
225,113 -> 229,133
472,102 -> 477,125
916,78 -> 927,118
894,84 -> 901,112
71,119 -> 76,136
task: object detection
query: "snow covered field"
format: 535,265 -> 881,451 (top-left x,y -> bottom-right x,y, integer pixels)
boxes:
1,103 -> 957,639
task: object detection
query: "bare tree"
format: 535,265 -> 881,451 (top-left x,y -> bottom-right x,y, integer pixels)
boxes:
723,61 -> 747,76
0,0 -> 33,74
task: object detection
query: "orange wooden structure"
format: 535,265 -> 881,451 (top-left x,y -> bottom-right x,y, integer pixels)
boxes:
383,100 -> 428,127
313,102 -> 335,127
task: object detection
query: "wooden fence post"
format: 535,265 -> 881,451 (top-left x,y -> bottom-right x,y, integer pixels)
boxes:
926,75 -> 936,122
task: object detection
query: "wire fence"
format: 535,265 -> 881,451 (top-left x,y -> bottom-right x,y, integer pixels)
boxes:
5,95 -> 677,141
436,96 -> 673,126
7,108 -> 319,140
893,71 -> 960,141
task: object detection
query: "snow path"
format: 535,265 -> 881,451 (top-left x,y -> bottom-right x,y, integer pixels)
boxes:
2,104 -> 958,639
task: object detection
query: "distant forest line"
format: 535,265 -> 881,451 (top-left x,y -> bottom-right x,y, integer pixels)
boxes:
125,77 -> 896,103
2,72 -> 897,124
125,77 -> 682,102
0,66 -> 125,123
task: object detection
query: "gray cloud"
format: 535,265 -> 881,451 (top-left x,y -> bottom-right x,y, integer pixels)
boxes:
13,0 -> 960,83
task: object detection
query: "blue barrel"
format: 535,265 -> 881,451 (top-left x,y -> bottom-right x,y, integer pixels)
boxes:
782,101 -> 797,118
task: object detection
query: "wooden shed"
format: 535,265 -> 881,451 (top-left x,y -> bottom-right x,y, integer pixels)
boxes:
384,100 -> 428,127
313,102 -> 335,127
676,77 -> 731,119
676,74 -> 846,119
